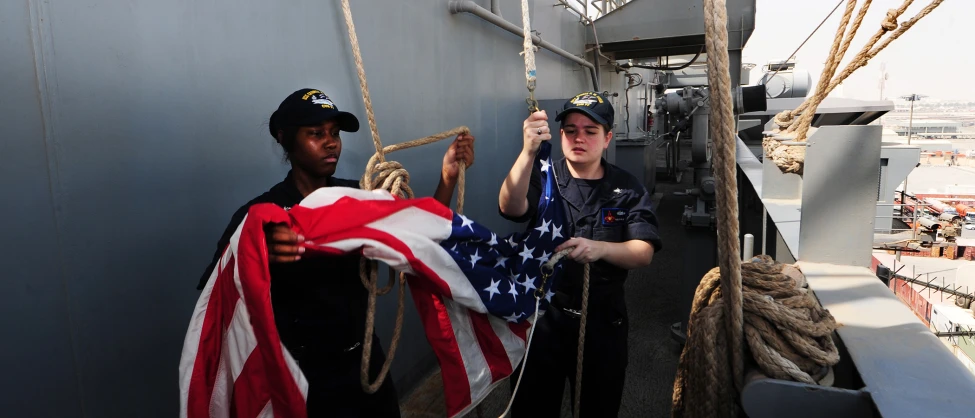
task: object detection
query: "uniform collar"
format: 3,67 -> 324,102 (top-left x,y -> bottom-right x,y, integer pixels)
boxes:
554,156 -> 614,187
554,157 -> 615,212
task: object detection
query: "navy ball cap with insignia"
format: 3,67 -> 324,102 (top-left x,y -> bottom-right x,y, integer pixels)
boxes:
555,91 -> 614,128
269,88 -> 360,138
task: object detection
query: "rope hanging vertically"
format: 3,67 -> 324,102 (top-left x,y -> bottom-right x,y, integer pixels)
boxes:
501,6 -> 589,417
765,0 -> 946,174
702,0 -> 744,394
339,0 -> 469,394
672,0 -> 845,416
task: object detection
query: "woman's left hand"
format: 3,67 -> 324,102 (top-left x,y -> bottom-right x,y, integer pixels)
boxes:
442,133 -> 475,181
556,237 -> 607,264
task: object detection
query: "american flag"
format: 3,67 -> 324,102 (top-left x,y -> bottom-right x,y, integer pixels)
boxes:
179,141 -> 567,418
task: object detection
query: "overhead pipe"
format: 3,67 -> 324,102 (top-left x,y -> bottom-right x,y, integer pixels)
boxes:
448,0 -> 599,91
491,0 -> 501,16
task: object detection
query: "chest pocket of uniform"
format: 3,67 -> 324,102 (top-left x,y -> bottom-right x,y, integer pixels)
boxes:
592,224 -> 624,243
592,207 -> 627,243
592,207 -> 626,243
592,208 -> 629,242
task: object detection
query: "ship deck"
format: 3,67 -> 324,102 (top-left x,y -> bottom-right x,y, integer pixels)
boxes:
399,146 -> 696,417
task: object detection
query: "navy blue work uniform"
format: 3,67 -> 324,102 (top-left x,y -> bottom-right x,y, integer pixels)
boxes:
501,155 -> 663,417
197,171 -> 401,418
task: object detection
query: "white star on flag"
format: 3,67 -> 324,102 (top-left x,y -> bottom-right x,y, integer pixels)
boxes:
540,159 -> 551,172
459,214 -> 474,231
538,251 -> 551,265
469,249 -> 481,268
494,256 -> 509,268
503,312 -> 522,323
534,219 -> 551,238
507,282 -> 519,301
487,233 -> 498,246
483,279 -> 501,301
519,246 -> 535,263
552,224 -> 563,240
519,276 -> 537,294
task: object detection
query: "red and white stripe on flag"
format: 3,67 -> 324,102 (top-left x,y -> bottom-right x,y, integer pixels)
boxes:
179,187 -> 532,418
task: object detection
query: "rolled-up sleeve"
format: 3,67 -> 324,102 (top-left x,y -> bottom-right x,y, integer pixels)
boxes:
498,165 -> 542,224
624,191 -> 663,252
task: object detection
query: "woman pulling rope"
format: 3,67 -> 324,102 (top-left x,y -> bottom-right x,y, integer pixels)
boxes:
499,93 -> 663,417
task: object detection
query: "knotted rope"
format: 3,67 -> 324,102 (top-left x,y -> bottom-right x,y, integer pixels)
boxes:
766,0 -> 945,174
520,0 -> 540,113
339,0 -> 469,394
672,1 -> 841,416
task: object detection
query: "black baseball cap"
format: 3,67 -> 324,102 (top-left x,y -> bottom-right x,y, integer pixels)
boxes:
554,91 -> 614,128
268,88 -> 360,138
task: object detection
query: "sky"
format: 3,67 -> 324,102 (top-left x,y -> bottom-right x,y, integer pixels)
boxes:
741,0 -> 971,102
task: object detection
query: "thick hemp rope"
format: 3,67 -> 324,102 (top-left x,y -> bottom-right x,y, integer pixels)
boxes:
672,257 -> 840,417
765,0 -> 946,174
339,0 -> 470,394
671,1 -> 841,417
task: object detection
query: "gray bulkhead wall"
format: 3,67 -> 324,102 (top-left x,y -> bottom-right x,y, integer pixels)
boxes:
0,0 -> 591,416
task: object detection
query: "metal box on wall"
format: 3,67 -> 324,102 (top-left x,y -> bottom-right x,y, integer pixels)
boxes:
614,137 -> 659,194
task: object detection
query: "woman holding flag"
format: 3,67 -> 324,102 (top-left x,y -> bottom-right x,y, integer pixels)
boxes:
196,87 -> 474,417
499,91 -> 662,417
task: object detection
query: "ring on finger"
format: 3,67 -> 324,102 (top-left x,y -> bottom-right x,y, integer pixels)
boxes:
537,128 -> 543,135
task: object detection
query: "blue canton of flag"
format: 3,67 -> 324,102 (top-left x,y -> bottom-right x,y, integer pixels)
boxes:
439,141 -> 568,323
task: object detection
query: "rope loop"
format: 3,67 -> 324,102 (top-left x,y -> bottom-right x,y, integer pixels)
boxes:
766,0 -> 945,175
340,0 -> 473,395
772,110 -> 795,129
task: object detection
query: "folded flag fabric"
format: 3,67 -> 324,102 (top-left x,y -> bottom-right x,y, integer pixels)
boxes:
179,142 -> 567,418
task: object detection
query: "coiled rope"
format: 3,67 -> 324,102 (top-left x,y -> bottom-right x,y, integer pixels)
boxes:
339,0 -> 470,394
766,0 -> 946,175
672,1 -> 843,417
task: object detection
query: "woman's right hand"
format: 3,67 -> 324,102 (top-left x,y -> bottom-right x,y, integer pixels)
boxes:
265,223 -> 305,263
522,110 -> 552,155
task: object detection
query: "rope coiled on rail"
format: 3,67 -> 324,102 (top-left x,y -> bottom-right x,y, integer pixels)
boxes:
672,256 -> 840,417
765,0 -> 946,175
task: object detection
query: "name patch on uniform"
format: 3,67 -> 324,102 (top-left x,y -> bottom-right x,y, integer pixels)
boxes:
601,208 -> 628,225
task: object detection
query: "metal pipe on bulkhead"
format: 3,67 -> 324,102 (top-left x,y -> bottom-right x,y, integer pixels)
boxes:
491,0 -> 501,16
448,0 -> 599,91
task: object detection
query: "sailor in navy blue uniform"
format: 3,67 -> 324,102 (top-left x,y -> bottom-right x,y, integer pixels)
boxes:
499,92 -> 662,417
197,88 -> 475,417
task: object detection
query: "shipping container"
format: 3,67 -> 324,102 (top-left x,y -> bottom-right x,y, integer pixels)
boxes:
891,278 -> 934,327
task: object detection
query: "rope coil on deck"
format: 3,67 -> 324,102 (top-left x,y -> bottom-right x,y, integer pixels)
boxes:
765,0 -> 946,175
339,0 -> 469,394
672,257 -> 840,417
673,1 -> 844,417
